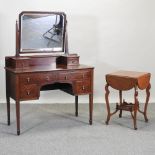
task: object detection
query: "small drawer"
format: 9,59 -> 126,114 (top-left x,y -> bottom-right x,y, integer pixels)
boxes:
72,70 -> 91,80
40,73 -> 57,82
56,54 -> 79,66
19,74 -> 39,84
58,72 -> 71,81
74,80 -> 91,94
67,57 -> 79,66
20,84 -> 39,100
9,57 -> 30,68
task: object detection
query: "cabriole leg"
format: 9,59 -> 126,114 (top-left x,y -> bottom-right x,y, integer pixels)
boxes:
105,84 -> 110,125
144,83 -> 151,122
133,87 -> 138,130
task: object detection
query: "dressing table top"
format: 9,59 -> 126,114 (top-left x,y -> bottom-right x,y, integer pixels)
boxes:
6,64 -> 93,73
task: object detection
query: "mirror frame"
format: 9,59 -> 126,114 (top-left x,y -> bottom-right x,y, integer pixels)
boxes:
16,11 -> 68,56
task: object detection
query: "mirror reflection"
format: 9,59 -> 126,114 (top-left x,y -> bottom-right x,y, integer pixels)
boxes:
20,13 -> 64,52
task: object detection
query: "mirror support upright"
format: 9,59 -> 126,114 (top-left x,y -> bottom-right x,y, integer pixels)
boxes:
16,21 -> 20,57
64,20 -> 69,55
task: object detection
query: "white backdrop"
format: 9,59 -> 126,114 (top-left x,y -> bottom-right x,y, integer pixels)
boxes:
0,0 -> 155,103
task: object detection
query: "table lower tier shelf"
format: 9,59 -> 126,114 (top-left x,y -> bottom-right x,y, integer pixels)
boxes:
116,101 -> 134,112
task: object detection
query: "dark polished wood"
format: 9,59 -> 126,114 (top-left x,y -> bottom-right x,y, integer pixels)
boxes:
89,94 -> 93,125
119,90 -> 122,118
105,70 -> 151,130
6,71 -> 10,125
16,100 -> 20,135
75,96 -> 78,117
5,58 -> 94,135
5,11 -> 94,135
6,96 -> 10,125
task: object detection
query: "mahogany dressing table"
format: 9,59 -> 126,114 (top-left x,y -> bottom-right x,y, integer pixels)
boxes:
5,11 -> 94,135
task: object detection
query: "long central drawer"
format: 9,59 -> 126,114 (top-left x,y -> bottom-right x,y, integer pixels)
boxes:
19,70 -> 91,84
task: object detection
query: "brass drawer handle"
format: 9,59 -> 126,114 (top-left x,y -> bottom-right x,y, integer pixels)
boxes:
82,86 -> 85,90
27,77 -> 30,83
46,76 -> 50,81
72,60 -> 76,64
27,91 -> 30,95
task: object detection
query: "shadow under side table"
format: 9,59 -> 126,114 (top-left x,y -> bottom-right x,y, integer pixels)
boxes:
105,70 -> 151,130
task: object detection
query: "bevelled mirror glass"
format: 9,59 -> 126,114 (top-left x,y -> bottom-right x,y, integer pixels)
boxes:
19,11 -> 66,54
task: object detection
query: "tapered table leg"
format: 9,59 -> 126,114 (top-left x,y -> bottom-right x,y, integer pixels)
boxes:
75,96 -> 78,117
16,100 -> 20,135
6,96 -> 10,125
89,94 -> 93,125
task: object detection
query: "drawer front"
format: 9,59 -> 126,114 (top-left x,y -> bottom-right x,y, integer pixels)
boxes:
75,80 -> 91,94
56,70 -> 91,82
58,72 -> 71,81
40,73 -> 57,83
71,70 -> 91,80
68,57 -> 79,66
20,84 -> 39,100
20,72 -> 58,84
20,74 -> 41,84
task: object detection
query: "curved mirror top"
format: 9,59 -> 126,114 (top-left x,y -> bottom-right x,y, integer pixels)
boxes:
19,12 -> 66,54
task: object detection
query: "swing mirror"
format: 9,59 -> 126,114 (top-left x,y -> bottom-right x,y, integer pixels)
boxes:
19,11 -> 66,54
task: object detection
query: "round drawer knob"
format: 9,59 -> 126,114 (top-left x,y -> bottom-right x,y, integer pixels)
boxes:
82,86 -> 85,90
72,60 -> 76,64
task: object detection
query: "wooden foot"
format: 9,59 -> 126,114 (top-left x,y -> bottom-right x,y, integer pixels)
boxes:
8,121 -> 10,126
89,120 -> 92,125
17,130 -> 20,135
145,117 -> 148,123
105,121 -> 109,125
105,114 -> 110,125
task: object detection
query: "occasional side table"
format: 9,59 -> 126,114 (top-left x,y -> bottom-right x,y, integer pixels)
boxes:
105,70 -> 151,130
